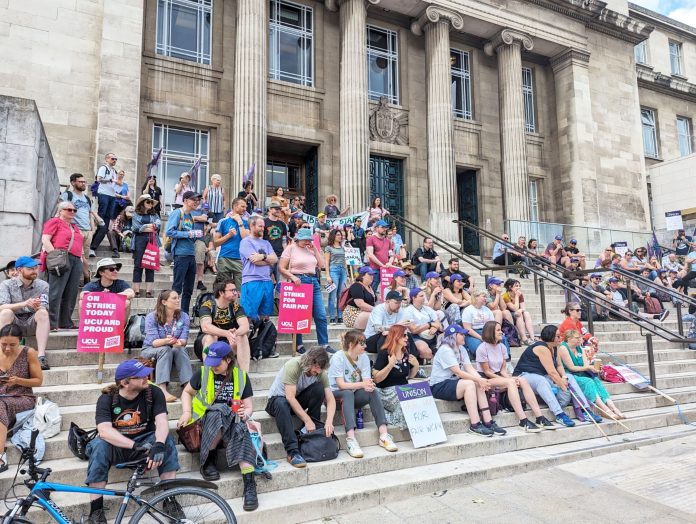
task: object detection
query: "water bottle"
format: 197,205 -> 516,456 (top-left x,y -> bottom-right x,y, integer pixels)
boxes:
551,386 -> 558,395
282,235 -> 288,248
356,409 -> 364,429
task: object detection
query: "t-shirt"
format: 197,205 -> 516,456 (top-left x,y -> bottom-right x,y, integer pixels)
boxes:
686,251 -> 696,272
325,245 -> 346,268
675,236 -> 692,256
367,235 -> 391,269
475,342 -> 507,374
239,236 -> 273,283
501,292 -> 525,306
544,242 -> 564,258
492,242 -> 506,260
413,247 -> 438,264
460,305 -> 495,330
347,282 -> 375,308
83,279 -> 131,294
429,343 -> 470,386
324,204 -> 340,218
268,356 -> 329,398
217,216 -> 248,259
364,303 -> 403,338
328,351 -> 371,391
60,191 -> 91,230
189,369 -> 253,404
373,350 -> 412,388
402,304 -> 438,326
96,165 -> 116,196
440,269 -> 470,285
199,298 -> 247,331
41,218 -> 84,259
280,243 -> 317,274
166,210 -> 196,256
264,218 -> 287,257
95,385 -> 167,437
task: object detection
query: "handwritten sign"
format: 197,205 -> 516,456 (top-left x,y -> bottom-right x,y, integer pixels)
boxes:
77,292 -> 127,353
277,282 -> 313,334
613,241 -> 628,257
395,381 -> 447,448
665,210 -> 684,231
380,266 -> 397,300
612,365 -> 649,389
345,246 -> 362,267
301,211 -> 369,229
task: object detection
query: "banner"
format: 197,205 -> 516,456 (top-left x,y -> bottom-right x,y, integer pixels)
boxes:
77,292 -> 127,353
665,210 -> 684,231
380,266 -> 398,300
278,282 -> 313,334
345,246 -> 362,266
613,241 -> 628,256
395,381 -> 447,448
301,211 -> 369,229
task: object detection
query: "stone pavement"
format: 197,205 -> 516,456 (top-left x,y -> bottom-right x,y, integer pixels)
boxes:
308,432 -> 696,524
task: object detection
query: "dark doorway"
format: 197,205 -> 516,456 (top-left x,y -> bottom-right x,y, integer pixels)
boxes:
267,138 -> 318,214
457,169 -> 479,255
369,155 -> 404,224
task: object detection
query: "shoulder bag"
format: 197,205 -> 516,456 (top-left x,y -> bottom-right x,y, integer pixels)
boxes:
46,224 -> 75,277
177,372 -> 230,453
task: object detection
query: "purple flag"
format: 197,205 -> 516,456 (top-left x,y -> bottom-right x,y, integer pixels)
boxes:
243,161 -> 256,184
189,156 -> 202,186
648,231 -> 662,260
146,147 -> 163,178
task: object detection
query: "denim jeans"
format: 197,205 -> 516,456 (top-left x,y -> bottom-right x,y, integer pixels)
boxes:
417,262 -> 437,280
296,275 -> 328,347
172,255 -> 196,314
327,265 -> 347,320
91,193 -> 116,250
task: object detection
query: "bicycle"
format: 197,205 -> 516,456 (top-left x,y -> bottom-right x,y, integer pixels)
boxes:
2,429 -> 237,523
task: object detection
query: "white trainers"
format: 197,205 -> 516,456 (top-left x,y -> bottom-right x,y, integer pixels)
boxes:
379,433 -> 398,452
346,437 -> 364,458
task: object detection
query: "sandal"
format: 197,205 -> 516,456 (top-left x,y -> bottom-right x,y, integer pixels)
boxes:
165,394 -> 178,403
0,452 -> 8,474
146,292 -> 153,298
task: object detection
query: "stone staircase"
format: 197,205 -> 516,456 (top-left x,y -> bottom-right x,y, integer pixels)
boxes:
11,247 -> 696,523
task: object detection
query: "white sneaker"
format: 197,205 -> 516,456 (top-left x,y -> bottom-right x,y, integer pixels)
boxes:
89,249 -> 96,258
345,437 -> 364,458
379,433 -> 398,452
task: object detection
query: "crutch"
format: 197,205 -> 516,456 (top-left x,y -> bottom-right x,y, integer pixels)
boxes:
589,401 -> 632,433
568,385 -> 610,441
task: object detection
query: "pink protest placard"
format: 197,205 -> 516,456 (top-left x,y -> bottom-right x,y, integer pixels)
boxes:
380,266 -> 397,300
312,233 -> 322,252
77,292 -> 127,353
278,282 -> 314,334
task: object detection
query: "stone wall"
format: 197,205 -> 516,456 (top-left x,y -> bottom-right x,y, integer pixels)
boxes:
0,95 -> 59,265
647,154 -> 696,230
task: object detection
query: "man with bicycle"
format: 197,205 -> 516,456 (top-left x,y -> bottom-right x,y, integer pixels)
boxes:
84,359 -> 181,524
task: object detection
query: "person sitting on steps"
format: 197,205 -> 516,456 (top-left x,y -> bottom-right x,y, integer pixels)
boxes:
80,258 -> 135,321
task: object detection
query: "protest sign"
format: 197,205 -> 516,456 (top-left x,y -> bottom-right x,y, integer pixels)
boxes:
613,241 -> 628,256
395,381 -> 447,448
77,292 -> 127,353
380,266 -> 397,300
301,211 -> 369,229
345,246 -> 362,266
612,365 -> 650,389
665,210 -> 684,231
278,282 -> 313,334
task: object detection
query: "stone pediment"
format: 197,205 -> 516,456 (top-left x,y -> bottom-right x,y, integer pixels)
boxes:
369,97 -> 409,145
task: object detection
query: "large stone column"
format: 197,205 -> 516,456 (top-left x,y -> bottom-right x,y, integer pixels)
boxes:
232,0 -> 267,203
485,29 -> 534,222
326,0 -> 379,211
551,48 -> 600,227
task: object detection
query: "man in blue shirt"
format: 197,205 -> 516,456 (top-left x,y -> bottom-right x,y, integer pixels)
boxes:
214,197 -> 249,292
492,233 -> 523,266
166,191 -> 203,314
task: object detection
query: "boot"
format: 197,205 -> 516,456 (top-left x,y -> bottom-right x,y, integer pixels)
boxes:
200,450 -> 220,481
242,472 -> 259,511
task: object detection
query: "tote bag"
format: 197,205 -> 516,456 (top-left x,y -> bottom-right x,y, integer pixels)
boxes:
141,232 -> 161,271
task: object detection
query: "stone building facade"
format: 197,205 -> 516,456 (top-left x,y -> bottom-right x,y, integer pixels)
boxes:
5,0 -> 693,251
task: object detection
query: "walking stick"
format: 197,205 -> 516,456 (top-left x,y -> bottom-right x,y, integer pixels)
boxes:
568,385 -> 610,441
97,352 -> 105,384
292,333 -> 297,357
590,401 -> 632,433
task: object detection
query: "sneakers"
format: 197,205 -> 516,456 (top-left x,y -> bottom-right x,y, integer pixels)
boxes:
85,508 -> 107,524
535,416 -> 557,430
89,249 -> 96,258
287,453 -> 307,468
656,310 -> 670,322
197,281 -> 207,292
485,420 -> 507,436
346,437 -> 364,458
415,368 -> 428,379
379,433 -> 398,452
468,422 -> 495,437
111,249 -> 120,259
555,413 -> 576,427
324,345 -> 338,355
519,418 -> 542,433
295,345 -> 306,355
38,356 -> 50,371
163,497 -> 186,520
589,411 -> 603,423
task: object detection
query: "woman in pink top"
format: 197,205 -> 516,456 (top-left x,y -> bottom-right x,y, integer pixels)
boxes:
279,227 -> 331,353
368,197 -> 390,223
41,201 -> 84,330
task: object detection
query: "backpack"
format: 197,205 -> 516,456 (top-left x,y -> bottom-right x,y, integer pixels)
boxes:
64,190 -> 93,209
337,286 -> 351,312
163,209 -> 183,253
68,422 -> 97,461
296,424 -> 340,462
501,318 -> 521,347
124,314 -> 147,350
249,318 -> 278,360
192,292 -> 216,326
90,165 -> 109,196
33,397 -> 61,439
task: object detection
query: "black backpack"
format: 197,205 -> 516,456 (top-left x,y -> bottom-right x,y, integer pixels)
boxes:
124,314 -> 147,351
249,318 -> 278,360
296,424 -> 340,462
67,422 -> 97,461
192,292 -> 216,326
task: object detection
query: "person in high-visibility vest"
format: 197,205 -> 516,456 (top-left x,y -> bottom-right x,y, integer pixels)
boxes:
178,341 -> 259,512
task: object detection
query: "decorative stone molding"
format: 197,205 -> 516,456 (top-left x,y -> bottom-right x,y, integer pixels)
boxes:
550,48 -> 591,72
410,5 -> 464,36
368,97 -> 408,145
484,29 -> 534,56
637,63 -> 696,102
324,0 -> 379,12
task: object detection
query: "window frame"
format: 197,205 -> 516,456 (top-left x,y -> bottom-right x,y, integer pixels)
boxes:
634,40 -> 649,65
677,116 -> 693,157
155,0 -> 213,65
641,107 -> 659,159
669,40 -> 683,76
266,159 -> 303,194
366,25 -> 400,105
451,48 -> 473,120
522,66 -> 536,134
528,179 -> 540,223
268,0 -> 314,87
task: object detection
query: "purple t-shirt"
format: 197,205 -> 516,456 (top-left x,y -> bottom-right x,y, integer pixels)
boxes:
475,342 -> 507,374
239,236 -> 273,284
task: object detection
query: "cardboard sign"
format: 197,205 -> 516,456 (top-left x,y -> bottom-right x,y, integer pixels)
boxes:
278,282 -> 313,334
380,266 -> 397,300
345,246 -> 362,267
613,241 -> 628,256
395,381 -> 447,448
665,210 -> 684,231
613,365 -> 649,389
77,292 -> 127,353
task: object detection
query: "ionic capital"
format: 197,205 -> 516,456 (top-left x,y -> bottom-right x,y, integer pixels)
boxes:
484,29 -> 534,56
411,5 -> 464,36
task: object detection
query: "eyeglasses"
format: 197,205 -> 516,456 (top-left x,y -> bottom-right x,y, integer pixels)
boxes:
103,267 -> 119,272
227,288 -> 238,293
64,209 -> 77,213
569,309 -> 581,312
358,340 -> 367,346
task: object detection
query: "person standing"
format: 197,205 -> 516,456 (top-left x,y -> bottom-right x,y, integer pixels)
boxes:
90,153 -> 118,256
131,195 -> 161,298
263,201 -> 288,288
324,229 -> 348,324
215,198 -> 249,292
141,175 -> 163,216
239,215 -> 278,321
166,191 -> 202,315
238,181 -> 259,215
365,220 -> 393,293
112,170 -> 131,218
203,174 -> 226,224
173,172 -> 194,210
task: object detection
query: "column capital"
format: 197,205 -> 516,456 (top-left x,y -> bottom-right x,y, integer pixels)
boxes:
550,48 -> 591,72
411,5 -> 464,36
484,29 -> 534,56
325,0 -> 379,12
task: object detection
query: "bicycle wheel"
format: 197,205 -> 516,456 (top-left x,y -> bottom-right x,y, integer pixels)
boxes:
130,486 -> 237,524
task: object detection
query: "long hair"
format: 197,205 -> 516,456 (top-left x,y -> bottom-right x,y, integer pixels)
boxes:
141,177 -> 160,194
370,197 -> 382,210
155,290 -> 181,326
300,346 -> 330,373
504,279 -> 519,292
439,333 -> 459,353
561,302 -> 581,316
328,228 -> 342,246
340,330 -> 365,351
0,324 -> 23,338
380,324 -> 408,356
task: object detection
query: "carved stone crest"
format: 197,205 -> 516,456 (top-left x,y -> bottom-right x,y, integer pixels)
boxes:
369,97 -> 408,145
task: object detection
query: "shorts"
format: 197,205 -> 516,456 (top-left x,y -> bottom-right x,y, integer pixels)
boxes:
194,239 -> 207,265
241,280 -> 275,318
430,378 -> 460,401
12,314 -> 38,336
80,230 -> 93,260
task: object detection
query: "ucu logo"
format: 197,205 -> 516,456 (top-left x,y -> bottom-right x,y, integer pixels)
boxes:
82,338 -> 98,345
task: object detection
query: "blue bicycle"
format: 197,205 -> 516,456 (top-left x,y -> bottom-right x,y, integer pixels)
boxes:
2,430 -> 237,523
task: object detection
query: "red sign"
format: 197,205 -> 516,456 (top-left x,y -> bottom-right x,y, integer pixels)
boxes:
380,266 -> 398,301
277,282 -> 313,334
77,292 -> 127,352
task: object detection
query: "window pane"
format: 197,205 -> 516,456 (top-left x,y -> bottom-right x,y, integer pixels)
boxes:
368,28 -> 388,51
167,129 -> 196,155
368,55 -> 390,98
156,0 -> 211,64
268,0 -> 313,86
367,26 -> 398,103
279,2 -> 302,28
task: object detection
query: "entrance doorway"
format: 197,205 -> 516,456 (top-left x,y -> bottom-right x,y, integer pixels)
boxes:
457,169 -> 479,255
369,155 -> 404,223
267,138 -> 318,215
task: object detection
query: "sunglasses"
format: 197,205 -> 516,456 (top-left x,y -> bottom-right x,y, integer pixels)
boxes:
358,340 -> 367,346
103,267 -> 119,272
64,208 -> 77,213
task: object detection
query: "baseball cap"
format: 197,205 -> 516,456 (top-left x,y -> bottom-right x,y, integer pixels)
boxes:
607,277 -> 619,283
590,273 -> 602,279
570,239 -> 577,244
358,266 -> 375,275
450,274 -> 463,281
570,257 -> 579,263
425,271 -> 440,280
375,220 -> 389,228
115,359 -> 153,381
487,277 -> 503,286
14,256 -> 39,269
292,212 -> 303,219
554,235 -> 563,241
295,228 -> 313,241
444,324 -> 468,336
393,269 -> 407,277
658,268 -> 667,273
317,212 -> 326,218
409,287 -> 423,300
269,201 -> 281,209
204,341 -> 233,367
385,290 -> 402,301
182,191 -> 201,201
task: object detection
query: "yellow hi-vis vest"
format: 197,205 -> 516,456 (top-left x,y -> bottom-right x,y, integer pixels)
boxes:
191,366 -> 246,422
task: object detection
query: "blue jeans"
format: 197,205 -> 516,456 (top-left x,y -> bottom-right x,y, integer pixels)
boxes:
328,265 -> 347,320
371,268 -> 380,294
91,193 -> 116,250
296,275 -> 328,347
172,254 -> 196,314
465,329 -> 510,359
417,262 -> 437,280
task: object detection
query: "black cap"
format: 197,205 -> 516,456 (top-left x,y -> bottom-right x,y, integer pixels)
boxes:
182,191 -> 201,201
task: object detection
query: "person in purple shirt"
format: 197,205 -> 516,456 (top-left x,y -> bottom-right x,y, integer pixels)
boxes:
239,215 -> 278,321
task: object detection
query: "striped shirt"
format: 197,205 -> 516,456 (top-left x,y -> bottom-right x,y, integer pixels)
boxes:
206,185 -> 224,213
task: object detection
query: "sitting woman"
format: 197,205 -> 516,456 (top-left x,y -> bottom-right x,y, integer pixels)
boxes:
373,325 -> 420,430
402,288 -> 442,359
382,269 -> 409,303
429,324 -> 503,437
559,330 -> 625,420
502,279 -> 536,345
342,267 -> 376,330
442,274 -> 471,324
329,330 -> 398,459
475,321 -> 549,432
178,341 -> 259,511
558,302 -> 599,360
142,290 -> 193,402
0,325 -> 43,472
462,291 -> 509,359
